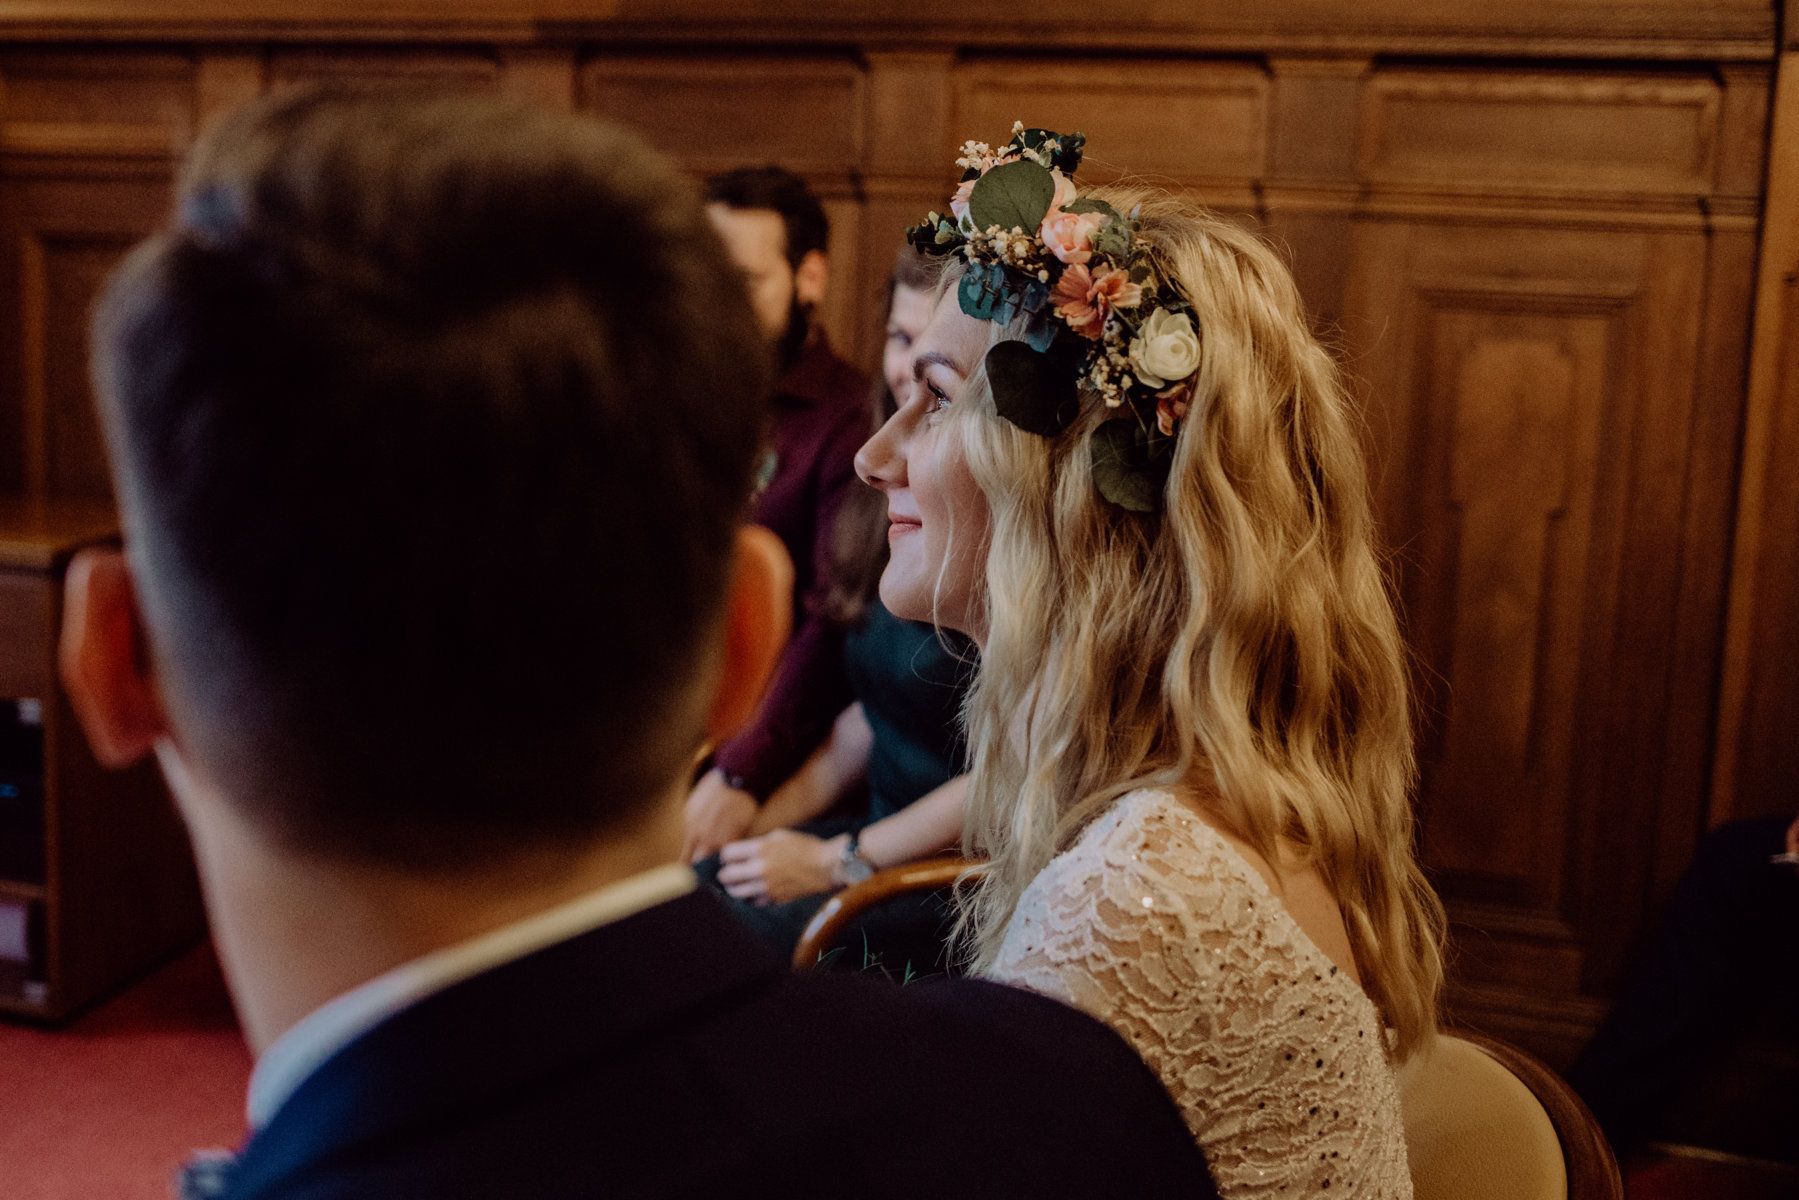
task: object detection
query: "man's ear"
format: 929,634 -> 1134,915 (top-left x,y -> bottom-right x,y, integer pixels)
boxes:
59,547 -> 168,768
706,525 -> 793,742
792,248 -> 829,310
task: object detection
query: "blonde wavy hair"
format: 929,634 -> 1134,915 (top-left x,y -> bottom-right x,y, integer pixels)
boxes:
941,187 -> 1444,1058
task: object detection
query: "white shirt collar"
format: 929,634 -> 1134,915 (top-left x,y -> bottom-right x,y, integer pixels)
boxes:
246,861 -> 697,1130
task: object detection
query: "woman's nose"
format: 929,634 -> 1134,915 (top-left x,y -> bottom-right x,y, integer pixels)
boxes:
855,408 -> 906,490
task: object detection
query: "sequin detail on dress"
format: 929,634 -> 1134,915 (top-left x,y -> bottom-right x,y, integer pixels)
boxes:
988,789 -> 1412,1199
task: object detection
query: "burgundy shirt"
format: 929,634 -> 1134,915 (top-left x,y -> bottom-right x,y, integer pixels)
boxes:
713,334 -> 869,799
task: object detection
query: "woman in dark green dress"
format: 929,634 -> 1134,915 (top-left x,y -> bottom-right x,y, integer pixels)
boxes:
698,251 -> 975,972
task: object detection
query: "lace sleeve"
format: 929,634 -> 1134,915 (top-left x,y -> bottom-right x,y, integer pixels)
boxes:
988,790 -> 1412,1200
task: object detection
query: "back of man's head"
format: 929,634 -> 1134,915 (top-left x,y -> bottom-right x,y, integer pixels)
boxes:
702,165 -> 828,267
91,89 -> 770,868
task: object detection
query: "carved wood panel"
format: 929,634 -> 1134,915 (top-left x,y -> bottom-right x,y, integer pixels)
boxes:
1360,69 -> 1721,197
951,58 -> 1268,199
0,51 -> 189,502
1714,38 -> 1799,831
1344,218 -> 1720,1056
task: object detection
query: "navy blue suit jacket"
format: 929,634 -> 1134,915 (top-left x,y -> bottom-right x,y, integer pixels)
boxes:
214,888 -> 1215,1199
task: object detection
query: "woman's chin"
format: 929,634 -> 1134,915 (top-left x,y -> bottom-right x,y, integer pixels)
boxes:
877,574 -> 930,626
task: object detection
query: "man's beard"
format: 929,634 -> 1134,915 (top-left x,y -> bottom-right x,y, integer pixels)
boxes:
776,293 -> 814,375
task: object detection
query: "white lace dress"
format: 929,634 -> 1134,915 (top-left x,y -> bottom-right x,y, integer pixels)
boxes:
988,789 -> 1412,1199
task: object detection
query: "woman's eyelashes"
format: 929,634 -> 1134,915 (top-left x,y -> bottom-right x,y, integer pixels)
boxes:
924,380 -> 951,415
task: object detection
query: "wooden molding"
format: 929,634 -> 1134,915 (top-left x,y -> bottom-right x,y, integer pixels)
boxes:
1712,46 -> 1799,825
0,2 -> 1774,60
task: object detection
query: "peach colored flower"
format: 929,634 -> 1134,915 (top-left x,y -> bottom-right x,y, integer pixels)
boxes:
1051,264 -> 1144,339
950,177 -> 976,223
1048,168 -> 1078,212
1051,264 -> 1103,337
1156,383 -> 1192,436
1040,209 -> 1105,265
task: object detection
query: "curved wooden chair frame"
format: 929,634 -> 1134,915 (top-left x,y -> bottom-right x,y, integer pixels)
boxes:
791,858 -> 988,971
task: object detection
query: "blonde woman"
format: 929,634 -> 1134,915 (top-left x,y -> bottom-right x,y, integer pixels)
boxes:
854,127 -> 1444,1198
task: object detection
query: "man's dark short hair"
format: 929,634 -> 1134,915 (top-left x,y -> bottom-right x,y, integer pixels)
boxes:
703,165 -> 829,268
91,89 -> 771,867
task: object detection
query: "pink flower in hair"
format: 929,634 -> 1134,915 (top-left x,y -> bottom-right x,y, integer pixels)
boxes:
1051,263 -> 1143,339
1156,382 -> 1192,436
1040,209 -> 1105,265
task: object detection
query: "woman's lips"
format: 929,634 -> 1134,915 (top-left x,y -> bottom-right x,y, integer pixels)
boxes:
888,516 -> 921,538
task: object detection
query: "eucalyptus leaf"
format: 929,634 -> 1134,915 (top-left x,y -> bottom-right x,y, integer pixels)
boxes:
968,159 -> 1055,234
987,340 -> 1081,437
958,261 -> 1006,322
1063,197 -> 1119,222
1090,221 -> 1133,262
1090,419 -> 1165,512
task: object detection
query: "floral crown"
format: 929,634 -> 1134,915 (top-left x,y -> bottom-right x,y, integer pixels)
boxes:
906,123 -> 1200,512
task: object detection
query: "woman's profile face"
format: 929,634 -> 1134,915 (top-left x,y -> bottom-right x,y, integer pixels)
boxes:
882,283 -> 935,400
855,291 -> 993,639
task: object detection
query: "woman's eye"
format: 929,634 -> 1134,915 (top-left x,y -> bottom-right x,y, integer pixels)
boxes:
925,383 -> 951,415
887,328 -> 913,349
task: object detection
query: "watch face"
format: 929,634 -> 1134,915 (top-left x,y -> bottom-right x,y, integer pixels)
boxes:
843,855 -> 875,885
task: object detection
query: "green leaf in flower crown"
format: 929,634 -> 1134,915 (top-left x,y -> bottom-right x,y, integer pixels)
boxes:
1089,218 -> 1134,264
916,218 -> 963,255
968,159 -> 1056,234
1090,418 -> 1167,512
987,339 -> 1082,437
1063,197 -> 1119,222
1012,128 -> 1087,174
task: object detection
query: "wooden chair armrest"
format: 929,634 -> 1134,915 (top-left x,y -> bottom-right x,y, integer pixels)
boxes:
792,858 -> 988,971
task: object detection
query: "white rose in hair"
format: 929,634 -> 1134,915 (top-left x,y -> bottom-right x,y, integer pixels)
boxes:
1128,308 -> 1200,388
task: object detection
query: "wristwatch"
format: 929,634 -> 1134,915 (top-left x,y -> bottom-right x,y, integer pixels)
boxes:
837,833 -> 876,887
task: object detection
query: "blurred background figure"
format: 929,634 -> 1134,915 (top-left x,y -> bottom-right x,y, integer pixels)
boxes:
701,248 -> 977,974
1569,812 -> 1799,1165
684,166 -> 869,864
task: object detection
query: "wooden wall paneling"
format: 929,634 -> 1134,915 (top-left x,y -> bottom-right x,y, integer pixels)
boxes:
1712,28 -> 1799,829
577,51 -> 868,355
1335,58 -> 1758,1061
1263,56 -> 1368,331
1344,212 -> 1715,1061
0,51 -> 191,503
496,46 -> 575,113
263,45 -> 501,93
1569,227 -> 1715,995
855,51 -> 955,367
193,50 -> 266,133
577,52 -> 864,181
1641,61 -> 1769,899
1359,68 -> 1721,202
950,56 -> 1267,210
0,1 -> 1778,62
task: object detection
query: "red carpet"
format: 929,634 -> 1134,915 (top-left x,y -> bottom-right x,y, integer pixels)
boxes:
0,941 -> 251,1200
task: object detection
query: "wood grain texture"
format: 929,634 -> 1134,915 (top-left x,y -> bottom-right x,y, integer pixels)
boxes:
1712,45 -> 1799,829
0,2 -> 1773,60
